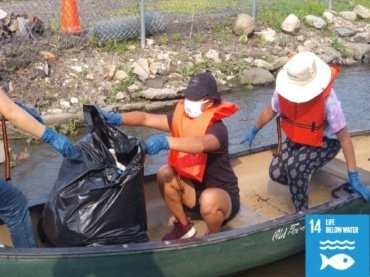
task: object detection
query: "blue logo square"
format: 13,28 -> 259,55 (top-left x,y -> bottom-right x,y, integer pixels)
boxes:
306,214 -> 369,277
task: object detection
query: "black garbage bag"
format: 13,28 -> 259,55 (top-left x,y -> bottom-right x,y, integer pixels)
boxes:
42,105 -> 148,247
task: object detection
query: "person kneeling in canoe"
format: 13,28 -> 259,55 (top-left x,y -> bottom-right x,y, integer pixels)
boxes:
99,72 -> 240,240
241,51 -> 370,212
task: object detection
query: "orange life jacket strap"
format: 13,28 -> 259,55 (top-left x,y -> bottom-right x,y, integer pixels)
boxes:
280,113 -> 327,132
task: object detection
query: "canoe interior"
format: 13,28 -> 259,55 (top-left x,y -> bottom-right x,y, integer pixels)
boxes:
1,134 -> 370,247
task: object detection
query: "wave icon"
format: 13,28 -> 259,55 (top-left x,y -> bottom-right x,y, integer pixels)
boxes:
320,245 -> 355,250
320,240 -> 355,245
319,240 -> 355,250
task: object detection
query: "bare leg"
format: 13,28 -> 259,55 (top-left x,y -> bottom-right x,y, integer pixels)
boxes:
199,188 -> 232,233
157,165 -> 196,225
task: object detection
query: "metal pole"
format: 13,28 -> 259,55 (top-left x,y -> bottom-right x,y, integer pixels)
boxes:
252,0 -> 257,20
328,0 -> 332,11
140,0 -> 146,48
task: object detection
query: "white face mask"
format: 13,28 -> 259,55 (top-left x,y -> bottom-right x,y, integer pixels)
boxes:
184,99 -> 209,118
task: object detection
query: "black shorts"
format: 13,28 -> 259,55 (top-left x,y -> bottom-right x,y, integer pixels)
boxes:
185,183 -> 240,225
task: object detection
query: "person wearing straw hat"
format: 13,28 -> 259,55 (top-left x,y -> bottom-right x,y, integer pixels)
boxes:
0,87 -> 81,247
99,72 -> 240,240
241,51 -> 370,212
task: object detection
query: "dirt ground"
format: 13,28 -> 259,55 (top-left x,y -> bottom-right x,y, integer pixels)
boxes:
0,24 -> 262,113
0,1 -> 256,116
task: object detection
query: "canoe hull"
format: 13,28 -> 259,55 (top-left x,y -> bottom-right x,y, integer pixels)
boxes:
0,196 -> 368,277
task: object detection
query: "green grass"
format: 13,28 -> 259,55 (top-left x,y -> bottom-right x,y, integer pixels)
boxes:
330,31 -> 347,55
257,1 -> 326,28
257,0 -> 370,28
158,33 -> 169,45
172,32 -> 183,42
109,0 -> 243,18
194,32 -> 206,43
181,61 -> 209,77
108,0 -> 369,29
146,0 -> 243,14
91,37 -> 130,53
110,8 -> 139,17
53,119 -> 79,136
107,72 -> 140,103
332,0 -> 370,11
109,0 -> 140,17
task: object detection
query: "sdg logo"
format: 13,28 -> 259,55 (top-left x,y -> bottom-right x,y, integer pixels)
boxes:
306,214 -> 369,277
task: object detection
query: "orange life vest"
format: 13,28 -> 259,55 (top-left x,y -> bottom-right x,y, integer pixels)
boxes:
278,65 -> 340,147
168,100 -> 239,182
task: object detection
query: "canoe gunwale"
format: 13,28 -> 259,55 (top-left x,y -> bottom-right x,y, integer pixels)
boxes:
0,191 -> 363,258
0,129 -> 369,258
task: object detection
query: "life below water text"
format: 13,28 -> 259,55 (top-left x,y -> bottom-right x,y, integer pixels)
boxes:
325,219 -> 359,234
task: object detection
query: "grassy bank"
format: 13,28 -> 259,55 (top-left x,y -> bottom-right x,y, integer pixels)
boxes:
112,0 -> 370,24
256,0 -> 370,27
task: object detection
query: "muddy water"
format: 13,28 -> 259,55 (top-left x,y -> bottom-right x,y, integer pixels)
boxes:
3,64 -> 370,275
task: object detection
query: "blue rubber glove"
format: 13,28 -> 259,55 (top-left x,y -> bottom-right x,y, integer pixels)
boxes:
145,135 -> 169,155
240,124 -> 260,147
15,101 -> 44,124
99,109 -> 122,126
348,171 -> 370,201
41,127 -> 82,161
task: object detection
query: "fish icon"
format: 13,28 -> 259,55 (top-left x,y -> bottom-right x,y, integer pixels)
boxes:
320,253 -> 355,270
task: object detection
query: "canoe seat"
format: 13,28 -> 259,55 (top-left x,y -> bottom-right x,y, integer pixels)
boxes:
326,157 -> 370,185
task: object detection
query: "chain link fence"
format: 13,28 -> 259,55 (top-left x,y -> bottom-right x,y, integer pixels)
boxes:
0,0 -> 368,62
0,0 -> 251,46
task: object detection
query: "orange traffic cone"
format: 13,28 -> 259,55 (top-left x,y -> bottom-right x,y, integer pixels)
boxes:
61,0 -> 82,33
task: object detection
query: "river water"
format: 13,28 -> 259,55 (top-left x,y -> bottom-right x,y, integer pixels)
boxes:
5,64 -> 370,276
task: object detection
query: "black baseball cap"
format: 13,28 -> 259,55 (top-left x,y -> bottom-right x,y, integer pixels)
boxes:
182,72 -> 221,102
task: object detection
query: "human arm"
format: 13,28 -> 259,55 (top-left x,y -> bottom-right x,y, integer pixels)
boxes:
241,103 -> 277,146
145,134 -> 220,155
145,134 -> 219,155
336,127 -> 370,200
15,101 -> 44,124
167,134 -> 220,153
0,88 -> 45,138
0,88 -> 80,160
336,127 -> 356,171
100,108 -> 170,132
145,121 -> 223,155
255,103 -> 278,129
122,112 -> 170,131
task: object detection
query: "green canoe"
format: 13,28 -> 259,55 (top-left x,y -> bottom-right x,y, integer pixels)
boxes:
1,132 -> 370,277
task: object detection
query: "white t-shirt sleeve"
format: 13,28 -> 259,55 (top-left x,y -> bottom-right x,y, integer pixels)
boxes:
271,90 -> 280,113
324,89 -> 347,134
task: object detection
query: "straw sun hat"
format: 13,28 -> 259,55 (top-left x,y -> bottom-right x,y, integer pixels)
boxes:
276,51 -> 332,103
